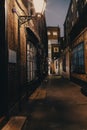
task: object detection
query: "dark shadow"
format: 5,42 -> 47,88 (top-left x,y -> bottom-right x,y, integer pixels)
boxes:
80,87 -> 87,97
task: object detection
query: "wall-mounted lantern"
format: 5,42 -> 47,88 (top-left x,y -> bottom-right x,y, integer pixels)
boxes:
12,0 -> 46,25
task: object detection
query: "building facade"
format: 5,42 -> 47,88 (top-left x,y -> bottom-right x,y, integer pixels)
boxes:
64,0 -> 87,84
0,0 -> 48,118
47,26 -> 60,75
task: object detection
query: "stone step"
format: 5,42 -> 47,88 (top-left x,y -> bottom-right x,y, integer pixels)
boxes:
29,88 -> 46,100
2,116 -> 26,130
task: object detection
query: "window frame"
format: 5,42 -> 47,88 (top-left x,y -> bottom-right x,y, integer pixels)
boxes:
27,42 -> 37,82
71,42 -> 85,74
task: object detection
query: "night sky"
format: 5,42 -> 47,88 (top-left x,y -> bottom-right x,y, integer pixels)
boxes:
45,0 -> 70,36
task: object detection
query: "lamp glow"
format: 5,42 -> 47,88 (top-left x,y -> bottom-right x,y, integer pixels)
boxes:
12,0 -> 46,25
33,0 -> 46,14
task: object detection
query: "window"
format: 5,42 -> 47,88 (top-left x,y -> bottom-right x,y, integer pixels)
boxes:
47,31 -> 51,35
27,42 -> 37,82
53,32 -> 57,36
71,42 -> 85,73
51,40 -> 58,44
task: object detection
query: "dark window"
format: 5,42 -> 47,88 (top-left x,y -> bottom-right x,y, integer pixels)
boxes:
27,42 -> 37,82
71,42 -> 85,73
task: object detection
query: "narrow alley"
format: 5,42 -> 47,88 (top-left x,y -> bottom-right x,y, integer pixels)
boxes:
23,76 -> 87,130
0,0 -> 87,129
2,76 -> 87,130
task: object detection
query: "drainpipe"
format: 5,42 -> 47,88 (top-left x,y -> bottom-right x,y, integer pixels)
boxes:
18,19 -> 22,111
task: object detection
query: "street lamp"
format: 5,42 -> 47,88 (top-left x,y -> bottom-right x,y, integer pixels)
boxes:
12,0 -> 46,25
33,0 -> 46,15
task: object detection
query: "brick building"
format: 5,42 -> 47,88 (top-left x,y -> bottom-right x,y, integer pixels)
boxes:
0,0 -> 48,117
64,0 -> 87,84
47,26 -> 60,75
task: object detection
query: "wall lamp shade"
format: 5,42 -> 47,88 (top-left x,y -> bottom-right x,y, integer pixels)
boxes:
33,0 -> 46,14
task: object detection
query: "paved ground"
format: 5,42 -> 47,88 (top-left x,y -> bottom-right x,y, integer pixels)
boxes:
22,76 -> 87,130
2,76 -> 87,130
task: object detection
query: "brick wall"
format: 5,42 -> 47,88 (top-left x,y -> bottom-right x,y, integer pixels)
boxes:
6,0 -> 48,108
7,0 -> 27,107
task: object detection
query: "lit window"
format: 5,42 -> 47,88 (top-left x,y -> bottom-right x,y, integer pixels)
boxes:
71,42 -> 85,73
53,32 -> 57,36
48,31 -> 51,35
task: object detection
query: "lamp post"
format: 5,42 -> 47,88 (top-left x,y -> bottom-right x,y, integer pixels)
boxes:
12,0 -> 46,110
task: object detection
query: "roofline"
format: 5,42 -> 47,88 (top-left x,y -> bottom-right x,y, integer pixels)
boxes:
64,0 -> 72,24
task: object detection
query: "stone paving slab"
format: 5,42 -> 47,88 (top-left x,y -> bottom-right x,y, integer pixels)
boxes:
29,87 -> 46,100
2,116 -> 26,130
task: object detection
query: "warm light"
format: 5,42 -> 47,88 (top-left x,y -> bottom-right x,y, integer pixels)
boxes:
47,31 -> 51,35
33,0 -> 46,14
53,32 -> 57,36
